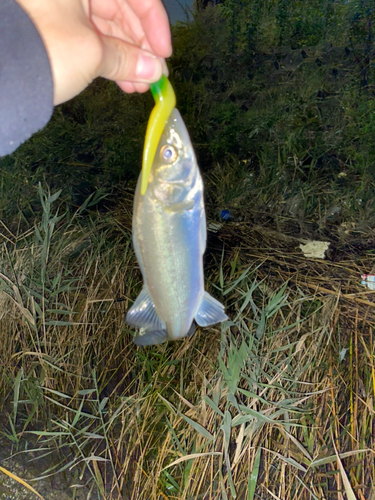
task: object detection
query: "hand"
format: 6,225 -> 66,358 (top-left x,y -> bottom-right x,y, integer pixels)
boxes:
16,0 -> 172,105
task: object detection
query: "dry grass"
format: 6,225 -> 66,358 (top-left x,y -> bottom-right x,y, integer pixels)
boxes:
0,185 -> 374,499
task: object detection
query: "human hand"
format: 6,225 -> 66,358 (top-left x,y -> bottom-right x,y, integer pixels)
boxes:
16,0 -> 172,105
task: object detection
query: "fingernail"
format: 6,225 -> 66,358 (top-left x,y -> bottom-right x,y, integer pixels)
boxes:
161,58 -> 169,77
136,54 -> 162,81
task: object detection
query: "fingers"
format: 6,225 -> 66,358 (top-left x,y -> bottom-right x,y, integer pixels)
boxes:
90,0 -> 172,94
124,0 -> 172,58
17,0 -> 171,103
115,56 -> 168,94
117,81 -> 149,93
99,35 -> 163,84
90,0 -> 172,59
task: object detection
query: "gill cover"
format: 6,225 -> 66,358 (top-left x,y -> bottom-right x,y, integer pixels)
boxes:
141,75 -> 176,195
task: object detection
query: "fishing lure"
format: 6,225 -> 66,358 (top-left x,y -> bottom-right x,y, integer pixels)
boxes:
141,75 -> 176,195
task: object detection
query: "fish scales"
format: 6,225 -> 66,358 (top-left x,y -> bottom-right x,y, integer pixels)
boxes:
127,109 -> 228,345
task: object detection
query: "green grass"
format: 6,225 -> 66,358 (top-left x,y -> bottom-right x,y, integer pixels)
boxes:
0,186 -> 374,499
1,3 -> 375,498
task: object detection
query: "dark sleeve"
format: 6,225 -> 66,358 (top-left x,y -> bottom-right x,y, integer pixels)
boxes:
0,0 -> 53,157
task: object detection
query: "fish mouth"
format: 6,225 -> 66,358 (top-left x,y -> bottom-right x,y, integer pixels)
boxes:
141,75 -> 176,195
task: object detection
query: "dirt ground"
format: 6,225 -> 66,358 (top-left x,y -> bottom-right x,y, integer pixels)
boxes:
0,413 -> 89,500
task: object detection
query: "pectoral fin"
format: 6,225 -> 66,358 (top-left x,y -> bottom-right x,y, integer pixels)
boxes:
134,329 -> 168,346
195,292 -> 228,327
126,286 -> 165,330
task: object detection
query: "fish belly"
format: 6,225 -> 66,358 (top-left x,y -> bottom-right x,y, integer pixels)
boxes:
134,190 -> 205,340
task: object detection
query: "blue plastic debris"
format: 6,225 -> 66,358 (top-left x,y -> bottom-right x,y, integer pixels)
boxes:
220,209 -> 231,220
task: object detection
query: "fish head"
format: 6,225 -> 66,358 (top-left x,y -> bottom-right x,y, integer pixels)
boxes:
148,109 -> 199,207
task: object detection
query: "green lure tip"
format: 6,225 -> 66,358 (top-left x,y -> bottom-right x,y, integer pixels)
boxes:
150,74 -> 169,102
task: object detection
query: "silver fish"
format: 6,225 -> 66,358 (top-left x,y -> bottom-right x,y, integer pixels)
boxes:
127,109 -> 228,345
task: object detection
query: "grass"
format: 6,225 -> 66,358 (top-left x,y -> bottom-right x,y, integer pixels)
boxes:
0,184 -> 374,499
0,5 -> 375,498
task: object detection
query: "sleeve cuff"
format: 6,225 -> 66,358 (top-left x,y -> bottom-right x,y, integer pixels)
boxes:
0,0 -> 54,156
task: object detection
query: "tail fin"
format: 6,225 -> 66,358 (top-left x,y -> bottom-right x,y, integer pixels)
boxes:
134,329 -> 168,346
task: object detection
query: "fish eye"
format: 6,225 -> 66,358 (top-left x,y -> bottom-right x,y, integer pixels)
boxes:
160,145 -> 178,163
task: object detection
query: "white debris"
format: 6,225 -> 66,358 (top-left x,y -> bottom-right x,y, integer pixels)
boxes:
207,221 -> 223,233
361,274 -> 375,290
299,240 -> 330,259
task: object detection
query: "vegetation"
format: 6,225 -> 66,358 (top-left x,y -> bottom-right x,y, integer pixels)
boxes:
0,0 -> 375,498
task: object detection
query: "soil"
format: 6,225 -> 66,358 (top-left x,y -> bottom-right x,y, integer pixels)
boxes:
0,409 -> 89,500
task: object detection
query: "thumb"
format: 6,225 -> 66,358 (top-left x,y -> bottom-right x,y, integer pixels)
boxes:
98,35 -> 164,84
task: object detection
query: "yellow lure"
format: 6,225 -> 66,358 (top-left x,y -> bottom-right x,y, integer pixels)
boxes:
141,75 -> 176,195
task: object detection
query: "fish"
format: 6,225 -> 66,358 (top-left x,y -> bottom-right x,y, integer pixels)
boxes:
126,106 -> 228,346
